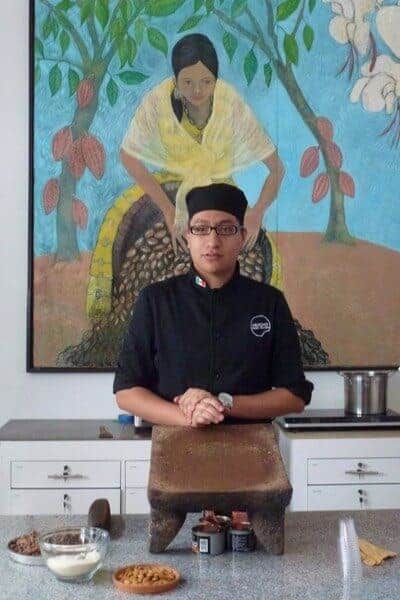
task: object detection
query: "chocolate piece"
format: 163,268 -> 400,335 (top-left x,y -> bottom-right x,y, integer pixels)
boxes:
88,498 -> 111,532
99,426 -> 113,439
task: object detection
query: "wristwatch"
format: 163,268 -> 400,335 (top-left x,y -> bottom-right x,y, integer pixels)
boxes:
218,392 -> 234,411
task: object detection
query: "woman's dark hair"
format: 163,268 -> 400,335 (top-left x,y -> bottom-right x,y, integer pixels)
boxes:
171,34 -> 219,121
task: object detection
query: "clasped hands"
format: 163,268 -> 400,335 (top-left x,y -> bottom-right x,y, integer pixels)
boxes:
173,388 -> 225,428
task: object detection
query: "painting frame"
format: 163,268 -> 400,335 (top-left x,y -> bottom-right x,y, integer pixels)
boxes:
27,0 -> 399,373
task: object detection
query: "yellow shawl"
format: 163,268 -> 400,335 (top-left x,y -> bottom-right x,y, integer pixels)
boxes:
121,77 -> 276,230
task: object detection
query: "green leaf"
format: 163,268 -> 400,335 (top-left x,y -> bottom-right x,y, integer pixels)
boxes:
309,0 -> 316,12
35,37 -> 44,58
106,77 -> 119,106
263,63 -> 272,87
49,64 -> 62,96
145,0 -> 185,17
134,18 -> 146,44
118,70 -> 149,84
194,0 -> 204,11
222,30 -> 238,62
120,0 -> 133,22
68,68 -> 80,96
35,64 -> 41,84
303,24 -> 314,50
243,48 -> 258,85
56,0 -> 73,11
276,0 -> 301,21
147,27 -> 168,57
42,14 -> 53,40
205,0 -> 214,12
127,36 -> 137,64
59,30 -> 70,56
80,0 -> 93,24
118,38 -> 130,67
95,0 -> 109,29
110,17 -> 125,41
284,33 -> 298,65
52,17 -> 60,40
118,36 -> 137,66
231,0 -> 247,18
178,15 -> 203,32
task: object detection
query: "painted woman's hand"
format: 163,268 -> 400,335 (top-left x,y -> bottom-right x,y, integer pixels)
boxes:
243,206 -> 263,250
163,207 -> 187,254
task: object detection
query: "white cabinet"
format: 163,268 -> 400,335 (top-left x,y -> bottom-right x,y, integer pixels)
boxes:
0,435 -> 152,516
124,460 -> 151,514
9,489 -> 121,516
125,488 -> 151,514
11,461 -> 120,488
278,427 -> 400,511
307,484 -> 400,511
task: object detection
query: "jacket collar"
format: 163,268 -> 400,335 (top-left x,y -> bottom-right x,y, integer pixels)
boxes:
188,262 -> 241,294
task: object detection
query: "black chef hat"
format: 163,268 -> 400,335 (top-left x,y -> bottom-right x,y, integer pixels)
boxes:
186,183 -> 248,225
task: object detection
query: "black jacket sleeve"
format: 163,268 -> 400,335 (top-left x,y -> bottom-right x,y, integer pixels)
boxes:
113,288 -> 157,394
270,291 -> 313,406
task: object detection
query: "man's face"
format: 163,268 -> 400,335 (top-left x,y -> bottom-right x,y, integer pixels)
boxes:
186,209 -> 245,281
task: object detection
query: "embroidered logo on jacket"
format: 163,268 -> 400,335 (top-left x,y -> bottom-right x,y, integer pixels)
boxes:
250,315 -> 271,337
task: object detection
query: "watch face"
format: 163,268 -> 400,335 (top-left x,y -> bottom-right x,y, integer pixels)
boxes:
218,393 -> 233,408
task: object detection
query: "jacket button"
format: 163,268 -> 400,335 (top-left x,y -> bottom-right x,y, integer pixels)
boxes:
215,372 -> 221,380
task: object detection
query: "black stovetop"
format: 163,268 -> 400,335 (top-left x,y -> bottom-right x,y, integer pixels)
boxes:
276,409 -> 400,430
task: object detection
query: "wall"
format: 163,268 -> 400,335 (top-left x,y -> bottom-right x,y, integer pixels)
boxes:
0,0 -> 398,428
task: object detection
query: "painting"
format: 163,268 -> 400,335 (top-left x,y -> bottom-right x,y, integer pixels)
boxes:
28,0 -> 400,370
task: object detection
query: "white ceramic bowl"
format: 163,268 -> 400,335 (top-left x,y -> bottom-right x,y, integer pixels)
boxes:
39,527 -> 109,583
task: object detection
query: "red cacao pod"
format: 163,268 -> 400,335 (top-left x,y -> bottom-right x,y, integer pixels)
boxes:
72,197 -> 88,230
300,146 -> 319,177
316,117 -> 334,141
77,78 -> 94,108
81,133 -> 105,180
52,126 -> 73,161
325,141 -> 343,169
312,173 -> 330,203
42,179 -> 60,214
339,171 -> 355,197
68,138 -> 85,179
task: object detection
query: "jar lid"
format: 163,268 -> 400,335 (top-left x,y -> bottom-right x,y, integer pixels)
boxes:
118,414 -> 134,424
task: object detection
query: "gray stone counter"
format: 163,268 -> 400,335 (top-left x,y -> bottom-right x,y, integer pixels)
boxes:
1,511 -> 399,599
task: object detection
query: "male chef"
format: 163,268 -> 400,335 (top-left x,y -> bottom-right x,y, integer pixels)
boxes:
114,183 -> 313,427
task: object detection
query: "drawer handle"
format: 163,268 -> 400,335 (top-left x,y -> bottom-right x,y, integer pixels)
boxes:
48,474 -> 86,480
344,469 -> 381,475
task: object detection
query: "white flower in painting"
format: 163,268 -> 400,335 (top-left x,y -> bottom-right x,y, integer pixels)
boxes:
350,55 -> 400,113
324,0 -> 382,54
376,5 -> 400,59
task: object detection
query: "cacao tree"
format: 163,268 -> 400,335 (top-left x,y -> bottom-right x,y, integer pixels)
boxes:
202,0 -> 355,242
35,0 -> 185,261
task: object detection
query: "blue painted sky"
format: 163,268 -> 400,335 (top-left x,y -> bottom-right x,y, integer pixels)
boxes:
34,1 -> 400,255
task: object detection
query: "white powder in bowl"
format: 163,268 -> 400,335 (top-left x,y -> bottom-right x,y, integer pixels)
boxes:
46,550 -> 101,577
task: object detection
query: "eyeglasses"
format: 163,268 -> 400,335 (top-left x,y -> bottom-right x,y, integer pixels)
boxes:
189,224 -> 243,236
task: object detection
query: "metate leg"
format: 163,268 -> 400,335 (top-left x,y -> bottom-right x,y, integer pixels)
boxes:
148,507 -> 187,553
248,507 -> 285,555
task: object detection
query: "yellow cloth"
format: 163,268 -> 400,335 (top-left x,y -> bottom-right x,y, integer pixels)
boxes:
121,77 -> 276,231
87,80 -> 280,319
358,538 -> 397,566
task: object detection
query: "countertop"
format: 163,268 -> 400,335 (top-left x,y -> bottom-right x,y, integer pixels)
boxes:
0,419 -> 152,441
1,510 -> 399,600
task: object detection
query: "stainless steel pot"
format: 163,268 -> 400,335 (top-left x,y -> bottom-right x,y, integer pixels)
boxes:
340,370 -> 395,416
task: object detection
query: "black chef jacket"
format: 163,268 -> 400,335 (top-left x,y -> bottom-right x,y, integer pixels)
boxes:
113,264 -> 313,411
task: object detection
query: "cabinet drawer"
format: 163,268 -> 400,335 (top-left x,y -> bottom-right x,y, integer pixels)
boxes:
308,484 -> 400,511
11,461 -> 120,488
125,461 -> 150,487
8,488 -> 121,515
307,458 -> 400,485
125,488 -> 150,514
